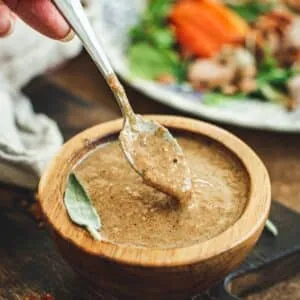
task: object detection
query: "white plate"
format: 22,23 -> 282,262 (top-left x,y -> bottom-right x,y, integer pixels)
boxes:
96,0 -> 300,132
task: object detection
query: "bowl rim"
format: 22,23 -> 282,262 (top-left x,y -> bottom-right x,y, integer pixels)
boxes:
38,115 -> 271,267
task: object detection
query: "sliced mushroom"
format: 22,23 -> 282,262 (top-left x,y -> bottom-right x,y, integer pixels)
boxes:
188,59 -> 235,89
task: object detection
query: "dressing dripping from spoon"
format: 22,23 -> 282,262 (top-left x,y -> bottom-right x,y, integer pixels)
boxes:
53,0 -> 192,203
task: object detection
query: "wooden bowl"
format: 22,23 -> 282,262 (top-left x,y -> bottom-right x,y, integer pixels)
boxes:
38,116 -> 271,299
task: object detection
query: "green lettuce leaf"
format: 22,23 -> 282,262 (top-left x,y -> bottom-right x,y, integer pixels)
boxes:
128,42 -> 180,80
229,1 -> 275,23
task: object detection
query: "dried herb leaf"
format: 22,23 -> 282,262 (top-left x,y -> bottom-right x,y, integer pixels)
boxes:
64,173 -> 101,240
265,219 -> 278,237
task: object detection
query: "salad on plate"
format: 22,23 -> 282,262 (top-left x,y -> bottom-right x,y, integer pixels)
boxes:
128,0 -> 300,110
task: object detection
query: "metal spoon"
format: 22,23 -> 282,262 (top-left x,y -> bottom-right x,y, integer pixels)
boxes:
53,0 -> 192,203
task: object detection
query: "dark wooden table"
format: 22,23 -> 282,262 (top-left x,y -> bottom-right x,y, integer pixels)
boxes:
1,52 -> 300,299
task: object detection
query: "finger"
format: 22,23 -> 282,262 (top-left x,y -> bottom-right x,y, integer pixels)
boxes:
3,0 -> 73,40
0,4 -> 15,37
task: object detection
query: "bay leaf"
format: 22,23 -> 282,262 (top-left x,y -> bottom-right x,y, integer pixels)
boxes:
64,173 -> 101,240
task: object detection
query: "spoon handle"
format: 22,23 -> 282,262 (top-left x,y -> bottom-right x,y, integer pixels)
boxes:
53,0 -> 135,119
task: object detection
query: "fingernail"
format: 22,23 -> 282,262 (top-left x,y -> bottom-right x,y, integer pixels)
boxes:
60,29 -> 75,42
0,12 -> 13,36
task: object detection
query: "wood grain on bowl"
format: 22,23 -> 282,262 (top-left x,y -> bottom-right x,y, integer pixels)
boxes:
38,116 -> 271,299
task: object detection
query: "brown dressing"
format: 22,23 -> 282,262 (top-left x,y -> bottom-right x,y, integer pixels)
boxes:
75,134 -> 249,248
120,124 -> 192,204
108,74 -> 192,203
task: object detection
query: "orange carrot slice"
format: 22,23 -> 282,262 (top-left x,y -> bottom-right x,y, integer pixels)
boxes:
171,1 -> 237,44
173,19 -> 221,57
169,0 -> 249,57
196,0 -> 249,35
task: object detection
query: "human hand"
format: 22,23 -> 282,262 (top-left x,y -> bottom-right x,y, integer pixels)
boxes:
0,0 -> 73,41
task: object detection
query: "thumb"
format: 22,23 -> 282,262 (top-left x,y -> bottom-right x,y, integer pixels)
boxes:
0,4 -> 15,37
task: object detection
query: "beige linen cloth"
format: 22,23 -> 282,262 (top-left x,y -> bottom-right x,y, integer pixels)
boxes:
0,2 -> 98,189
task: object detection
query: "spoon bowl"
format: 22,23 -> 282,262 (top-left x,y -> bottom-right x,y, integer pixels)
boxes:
120,114 -> 192,202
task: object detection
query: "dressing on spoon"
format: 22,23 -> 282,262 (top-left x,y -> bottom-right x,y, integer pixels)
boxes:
109,75 -> 192,203
54,0 -> 192,203
120,117 -> 192,204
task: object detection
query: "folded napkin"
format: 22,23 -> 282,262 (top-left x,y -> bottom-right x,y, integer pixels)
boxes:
0,75 -> 63,189
0,1 -> 98,189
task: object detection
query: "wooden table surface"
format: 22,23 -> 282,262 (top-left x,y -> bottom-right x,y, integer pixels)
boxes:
1,52 -> 300,299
